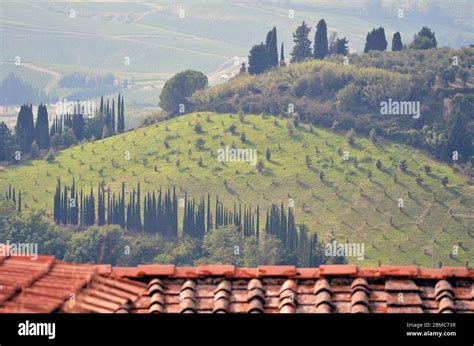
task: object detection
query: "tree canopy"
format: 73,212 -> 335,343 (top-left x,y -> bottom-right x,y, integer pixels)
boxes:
159,70 -> 208,114
290,21 -> 312,63
411,27 -> 437,49
364,27 -> 388,53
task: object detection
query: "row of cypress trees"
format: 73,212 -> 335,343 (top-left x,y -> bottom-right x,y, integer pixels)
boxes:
247,20 -> 428,74
50,113 -> 85,140
9,180 -> 330,266
53,181 -> 179,236
99,94 -> 125,135
247,27 -> 283,75
0,94 -> 125,162
16,104 -> 50,153
4,185 -> 22,212
51,181 -> 306,245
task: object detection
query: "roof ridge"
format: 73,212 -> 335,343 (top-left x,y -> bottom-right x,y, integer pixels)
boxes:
100,264 -> 474,279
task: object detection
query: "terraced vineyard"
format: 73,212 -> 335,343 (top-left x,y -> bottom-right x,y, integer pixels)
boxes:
0,62 -> 56,92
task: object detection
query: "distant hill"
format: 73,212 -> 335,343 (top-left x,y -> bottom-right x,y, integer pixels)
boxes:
1,112 -> 472,266
192,49 -> 474,168
2,0 -> 473,108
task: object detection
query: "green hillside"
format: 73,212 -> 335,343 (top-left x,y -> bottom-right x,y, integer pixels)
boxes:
1,112 -> 472,266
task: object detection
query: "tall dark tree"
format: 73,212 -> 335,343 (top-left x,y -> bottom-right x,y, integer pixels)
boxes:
111,99 -> 116,135
391,32 -> 403,51
280,42 -> 286,66
117,94 -> 125,132
364,27 -> 387,53
290,21 -> 312,63
266,27 -> 279,68
314,19 -> 329,59
99,96 -> 104,116
16,104 -> 35,153
35,104 -> 50,149
72,114 -> 85,140
248,43 -> 269,75
0,122 -> 15,161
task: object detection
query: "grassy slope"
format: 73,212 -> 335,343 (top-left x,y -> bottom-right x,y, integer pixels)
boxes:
1,112 -> 472,266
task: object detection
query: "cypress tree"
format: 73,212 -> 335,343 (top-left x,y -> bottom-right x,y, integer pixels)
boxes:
72,114 -> 84,140
62,184 -> 68,225
206,193 -> 211,232
54,179 -> 61,224
99,96 -> 104,116
172,187 -> 178,236
136,183 -> 142,231
118,95 -> 125,132
16,104 -> 35,153
266,27 -> 278,68
364,27 -> 387,53
314,19 -> 329,59
111,99 -> 115,135
280,42 -> 286,66
256,206 -> 260,238
120,182 -> 125,228
391,32 -> 403,51
35,104 -> 50,149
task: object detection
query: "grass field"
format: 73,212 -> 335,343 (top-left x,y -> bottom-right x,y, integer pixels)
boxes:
0,112 -> 472,266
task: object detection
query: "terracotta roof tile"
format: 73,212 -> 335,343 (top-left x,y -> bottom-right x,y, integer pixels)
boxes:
295,268 -> 320,279
234,267 -> 258,278
440,267 -> 470,278
137,264 -> 176,276
258,265 -> 296,277
198,265 -> 236,277
93,264 -> 112,275
173,267 -> 199,278
0,248 -> 472,314
380,266 -> 418,276
314,279 -> 334,313
385,279 -> 420,291
319,264 -> 358,276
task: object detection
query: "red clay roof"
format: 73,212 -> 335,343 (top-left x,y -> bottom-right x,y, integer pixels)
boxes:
0,253 -> 472,313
